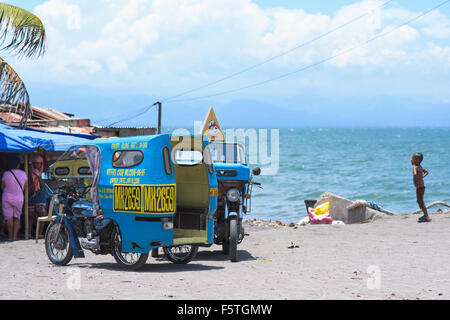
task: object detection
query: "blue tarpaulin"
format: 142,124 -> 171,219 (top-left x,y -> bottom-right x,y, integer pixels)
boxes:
0,122 -> 97,153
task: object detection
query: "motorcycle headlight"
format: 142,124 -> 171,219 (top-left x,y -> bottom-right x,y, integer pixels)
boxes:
227,188 -> 241,202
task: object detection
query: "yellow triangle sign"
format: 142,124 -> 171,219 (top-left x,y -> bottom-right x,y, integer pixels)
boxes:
201,107 -> 225,141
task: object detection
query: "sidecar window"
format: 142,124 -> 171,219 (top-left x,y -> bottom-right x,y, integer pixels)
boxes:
208,142 -> 247,164
55,167 -> 69,175
112,150 -> 144,168
174,150 -> 203,166
59,146 -> 88,161
78,167 -> 92,175
163,147 -> 172,175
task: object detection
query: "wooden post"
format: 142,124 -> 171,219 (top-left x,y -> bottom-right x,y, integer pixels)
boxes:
157,102 -> 162,134
24,153 -> 29,240
154,101 -> 162,134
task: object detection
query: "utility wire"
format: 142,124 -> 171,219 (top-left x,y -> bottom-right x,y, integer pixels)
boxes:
162,0 -> 395,103
93,104 -> 154,125
107,104 -> 156,127
165,0 -> 450,104
91,0 -> 396,122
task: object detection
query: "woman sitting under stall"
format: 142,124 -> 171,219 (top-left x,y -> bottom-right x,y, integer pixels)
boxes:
28,154 -> 48,239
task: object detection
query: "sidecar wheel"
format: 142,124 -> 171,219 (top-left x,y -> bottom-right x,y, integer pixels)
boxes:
111,227 -> 148,270
45,222 -> 73,266
163,245 -> 199,264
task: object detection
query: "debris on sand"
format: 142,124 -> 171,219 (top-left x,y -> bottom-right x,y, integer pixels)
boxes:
244,219 -> 295,229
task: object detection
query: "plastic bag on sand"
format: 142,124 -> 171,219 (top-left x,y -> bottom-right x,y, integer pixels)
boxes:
314,202 -> 330,215
308,207 -> 333,225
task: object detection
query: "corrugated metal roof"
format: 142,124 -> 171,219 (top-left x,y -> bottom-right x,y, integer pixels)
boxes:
0,112 -> 22,123
1,105 -> 156,137
35,126 -> 94,135
31,106 -> 72,121
94,126 -> 156,129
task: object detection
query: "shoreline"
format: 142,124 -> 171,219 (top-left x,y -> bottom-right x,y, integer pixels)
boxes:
243,206 -> 450,228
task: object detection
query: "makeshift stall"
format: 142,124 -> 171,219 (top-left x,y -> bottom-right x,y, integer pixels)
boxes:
0,122 -> 97,239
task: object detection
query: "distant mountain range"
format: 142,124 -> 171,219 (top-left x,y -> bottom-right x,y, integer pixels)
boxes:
170,95 -> 450,127
27,83 -> 450,127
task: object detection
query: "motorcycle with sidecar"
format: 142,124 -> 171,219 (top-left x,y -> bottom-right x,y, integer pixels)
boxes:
206,141 -> 261,262
44,134 -> 218,270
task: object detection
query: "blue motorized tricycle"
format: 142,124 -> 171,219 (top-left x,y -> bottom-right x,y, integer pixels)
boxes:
207,141 -> 261,262
44,134 -> 218,270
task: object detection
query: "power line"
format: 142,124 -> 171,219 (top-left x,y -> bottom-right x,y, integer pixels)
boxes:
93,104 -> 155,124
162,0 -> 395,103
107,104 -> 156,127
165,0 -> 450,104
91,0 -> 396,123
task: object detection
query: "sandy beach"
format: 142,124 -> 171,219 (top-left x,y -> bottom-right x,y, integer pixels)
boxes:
1,211 -> 449,300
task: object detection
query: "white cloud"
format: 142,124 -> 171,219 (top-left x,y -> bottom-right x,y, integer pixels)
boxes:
35,0 -> 82,32
66,59 -> 102,74
426,42 -> 450,69
5,0 -> 449,94
422,15 -> 450,39
378,25 -> 420,46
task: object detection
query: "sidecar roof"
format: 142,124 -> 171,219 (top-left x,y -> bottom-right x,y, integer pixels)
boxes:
92,134 -> 164,146
90,134 -> 210,149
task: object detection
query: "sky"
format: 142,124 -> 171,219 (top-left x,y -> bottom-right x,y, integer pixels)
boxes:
2,0 -> 450,127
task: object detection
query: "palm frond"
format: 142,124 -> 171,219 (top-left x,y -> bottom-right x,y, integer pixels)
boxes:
0,57 -> 31,125
0,3 -> 46,58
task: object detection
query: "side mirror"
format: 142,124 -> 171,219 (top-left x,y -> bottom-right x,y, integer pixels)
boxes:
252,167 -> 261,176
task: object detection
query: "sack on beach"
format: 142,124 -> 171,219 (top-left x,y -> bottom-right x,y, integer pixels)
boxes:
298,216 -> 310,226
308,207 -> 333,225
314,202 -> 330,215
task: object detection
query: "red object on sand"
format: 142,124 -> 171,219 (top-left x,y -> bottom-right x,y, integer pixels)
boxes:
308,207 -> 333,225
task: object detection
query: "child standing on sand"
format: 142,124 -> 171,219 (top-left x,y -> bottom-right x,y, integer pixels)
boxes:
411,153 -> 430,223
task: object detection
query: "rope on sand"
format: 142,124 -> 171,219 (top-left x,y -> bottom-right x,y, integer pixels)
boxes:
347,201 -> 450,216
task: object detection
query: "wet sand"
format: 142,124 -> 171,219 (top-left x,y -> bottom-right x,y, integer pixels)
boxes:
1,211 -> 449,300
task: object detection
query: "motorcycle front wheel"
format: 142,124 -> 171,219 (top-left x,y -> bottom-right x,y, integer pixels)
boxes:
229,217 -> 238,262
111,227 -> 149,270
163,245 -> 199,264
45,222 -> 73,266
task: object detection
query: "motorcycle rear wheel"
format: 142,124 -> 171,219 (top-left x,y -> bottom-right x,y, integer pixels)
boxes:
45,222 -> 73,266
163,245 -> 199,264
111,227 -> 149,270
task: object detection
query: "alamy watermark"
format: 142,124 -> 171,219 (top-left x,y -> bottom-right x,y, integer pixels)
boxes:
66,5 -> 81,30
171,121 -> 280,176
66,267 -> 81,290
367,265 -> 381,290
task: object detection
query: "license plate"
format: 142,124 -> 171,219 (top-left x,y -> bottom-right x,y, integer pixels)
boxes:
113,184 -> 176,214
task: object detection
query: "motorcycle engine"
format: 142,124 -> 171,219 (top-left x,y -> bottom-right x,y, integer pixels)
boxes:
81,219 -> 100,253
84,219 -> 94,236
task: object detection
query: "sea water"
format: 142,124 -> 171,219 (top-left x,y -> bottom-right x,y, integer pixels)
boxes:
244,127 -> 450,223
167,126 -> 450,224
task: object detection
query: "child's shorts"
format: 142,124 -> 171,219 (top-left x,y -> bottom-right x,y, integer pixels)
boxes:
2,200 -> 24,221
